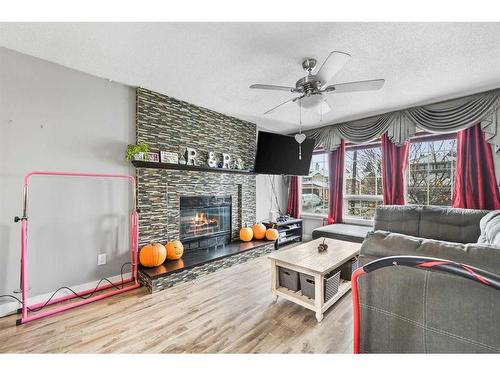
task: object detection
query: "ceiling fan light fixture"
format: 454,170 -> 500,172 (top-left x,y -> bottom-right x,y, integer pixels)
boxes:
297,94 -> 323,109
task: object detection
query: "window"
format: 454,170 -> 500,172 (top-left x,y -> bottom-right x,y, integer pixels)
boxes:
301,152 -> 329,215
407,135 -> 457,206
344,144 -> 383,220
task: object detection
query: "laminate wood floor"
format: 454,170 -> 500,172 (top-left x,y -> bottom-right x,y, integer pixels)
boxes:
0,252 -> 353,353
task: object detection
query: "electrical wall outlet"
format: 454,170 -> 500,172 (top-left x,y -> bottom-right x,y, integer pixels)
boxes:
97,253 -> 107,266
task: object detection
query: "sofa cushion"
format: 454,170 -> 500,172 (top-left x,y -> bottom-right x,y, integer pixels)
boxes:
419,206 -> 489,244
478,210 -> 500,246
311,223 -> 372,243
358,230 -> 500,353
360,230 -> 500,273
373,205 -> 420,237
359,230 -> 422,264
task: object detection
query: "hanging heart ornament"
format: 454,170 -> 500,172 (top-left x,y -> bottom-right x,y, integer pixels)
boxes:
294,133 -> 306,144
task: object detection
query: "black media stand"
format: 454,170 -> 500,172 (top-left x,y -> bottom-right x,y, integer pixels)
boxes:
263,218 -> 303,249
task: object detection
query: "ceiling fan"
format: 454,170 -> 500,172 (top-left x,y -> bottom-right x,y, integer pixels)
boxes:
250,51 -> 385,115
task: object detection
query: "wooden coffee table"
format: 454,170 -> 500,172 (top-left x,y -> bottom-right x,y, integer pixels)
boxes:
268,237 -> 361,322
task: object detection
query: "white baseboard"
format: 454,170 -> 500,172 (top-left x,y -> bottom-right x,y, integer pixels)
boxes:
0,272 -> 132,318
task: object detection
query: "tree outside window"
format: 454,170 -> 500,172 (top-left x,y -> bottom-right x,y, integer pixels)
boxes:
301,153 -> 329,215
408,137 -> 457,206
344,145 -> 383,220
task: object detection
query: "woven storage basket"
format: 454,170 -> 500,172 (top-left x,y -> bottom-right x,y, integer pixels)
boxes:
324,269 -> 341,301
299,269 -> 341,301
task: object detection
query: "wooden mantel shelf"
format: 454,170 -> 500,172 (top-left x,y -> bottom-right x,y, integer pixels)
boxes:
131,160 -> 255,174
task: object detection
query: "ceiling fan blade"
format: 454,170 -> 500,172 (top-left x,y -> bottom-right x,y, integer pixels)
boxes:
250,84 -> 296,92
323,79 -> 385,94
316,51 -> 351,85
264,97 -> 298,115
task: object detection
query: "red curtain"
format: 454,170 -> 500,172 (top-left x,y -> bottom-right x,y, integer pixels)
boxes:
452,124 -> 500,209
328,140 -> 346,224
287,176 -> 301,218
381,133 -> 409,205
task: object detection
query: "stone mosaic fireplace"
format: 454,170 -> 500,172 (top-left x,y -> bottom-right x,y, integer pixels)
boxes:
136,168 -> 255,247
135,88 -> 257,247
134,88 -> 269,292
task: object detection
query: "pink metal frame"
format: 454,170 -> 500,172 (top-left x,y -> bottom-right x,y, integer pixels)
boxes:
18,171 -> 140,325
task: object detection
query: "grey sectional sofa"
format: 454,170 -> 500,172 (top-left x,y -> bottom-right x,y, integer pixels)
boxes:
358,205 -> 500,353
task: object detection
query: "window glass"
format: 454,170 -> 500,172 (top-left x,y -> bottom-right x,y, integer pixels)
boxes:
301,153 -> 329,215
408,137 -> 457,206
345,146 -> 383,220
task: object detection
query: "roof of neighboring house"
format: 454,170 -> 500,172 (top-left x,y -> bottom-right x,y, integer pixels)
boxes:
302,180 -> 328,188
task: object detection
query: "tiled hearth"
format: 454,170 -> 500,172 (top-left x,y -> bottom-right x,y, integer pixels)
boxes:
138,240 -> 275,293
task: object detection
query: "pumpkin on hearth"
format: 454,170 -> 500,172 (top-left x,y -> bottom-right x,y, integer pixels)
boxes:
252,223 -> 266,240
265,227 -> 279,241
239,224 -> 253,242
139,243 -> 167,267
166,240 -> 184,260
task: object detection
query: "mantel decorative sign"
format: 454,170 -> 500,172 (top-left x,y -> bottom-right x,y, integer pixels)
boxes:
222,153 -> 231,169
160,151 -> 179,164
146,152 -> 160,163
207,151 -> 218,168
185,147 -> 197,166
176,146 -> 245,171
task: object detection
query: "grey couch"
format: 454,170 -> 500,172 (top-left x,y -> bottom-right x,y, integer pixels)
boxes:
358,205 -> 500,353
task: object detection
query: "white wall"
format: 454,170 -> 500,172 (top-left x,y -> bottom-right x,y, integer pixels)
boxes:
0,47 -> 136,313
255,174 -> 287,223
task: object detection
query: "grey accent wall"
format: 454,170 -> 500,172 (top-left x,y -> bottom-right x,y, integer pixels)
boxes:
0,48 -> 135,304
135,88 -> 257,245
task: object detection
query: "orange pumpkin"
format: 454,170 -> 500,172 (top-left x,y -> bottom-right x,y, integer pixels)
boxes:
139,243 -> 167,267
266,228 -> 279,241
166,240 -> 184,260
252,223 -> 267,240
239,225 -> 253,242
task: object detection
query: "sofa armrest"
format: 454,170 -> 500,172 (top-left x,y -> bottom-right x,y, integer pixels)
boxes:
357,230 -> 500,353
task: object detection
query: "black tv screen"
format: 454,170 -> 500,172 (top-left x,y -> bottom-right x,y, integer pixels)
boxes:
254,131 -> 315,175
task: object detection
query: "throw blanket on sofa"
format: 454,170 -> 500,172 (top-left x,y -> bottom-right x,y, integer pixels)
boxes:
478,210 -> 500,246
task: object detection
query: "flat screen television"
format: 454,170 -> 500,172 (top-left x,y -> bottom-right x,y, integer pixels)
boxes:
254,131 -> 315,175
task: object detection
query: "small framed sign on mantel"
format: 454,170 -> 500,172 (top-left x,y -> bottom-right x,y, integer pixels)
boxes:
160,151 -> 179,164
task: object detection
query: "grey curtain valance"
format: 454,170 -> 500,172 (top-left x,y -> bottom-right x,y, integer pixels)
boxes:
305,88 -> 500,151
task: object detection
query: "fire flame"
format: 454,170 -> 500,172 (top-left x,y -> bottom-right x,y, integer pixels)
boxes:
195,212 -> 206,223
192,212 -> 217,226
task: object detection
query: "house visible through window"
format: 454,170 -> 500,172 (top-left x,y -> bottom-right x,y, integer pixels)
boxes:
344,144 -> 383,221
301,152 -> 329,215
407,135 -> 457,206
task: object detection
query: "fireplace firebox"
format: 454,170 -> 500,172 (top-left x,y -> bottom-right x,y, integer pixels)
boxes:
180,196 -> 232,252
